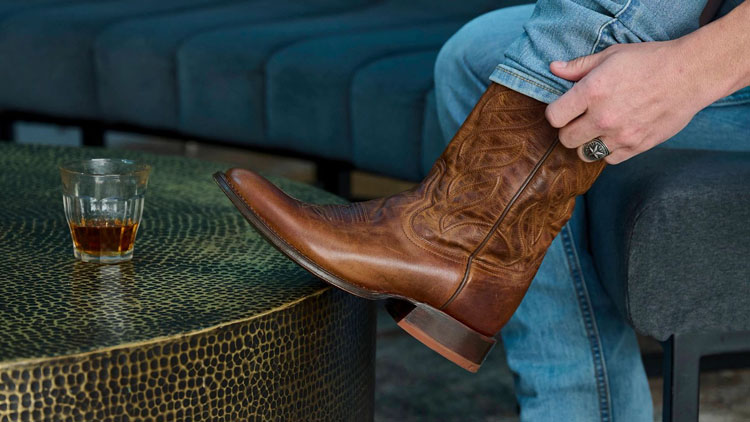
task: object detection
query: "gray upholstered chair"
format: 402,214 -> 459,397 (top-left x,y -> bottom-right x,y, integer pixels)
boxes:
587,148 -> 750,421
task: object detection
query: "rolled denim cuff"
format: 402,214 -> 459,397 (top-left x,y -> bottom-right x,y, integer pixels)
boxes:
489,64 -> 565,105
488,0 -> 712,105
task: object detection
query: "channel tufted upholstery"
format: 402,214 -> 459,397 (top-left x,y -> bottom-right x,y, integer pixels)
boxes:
0,0 -> 223,118
0,0 -> 528,180
264,22 -> 465,163
94,0 -> 373,130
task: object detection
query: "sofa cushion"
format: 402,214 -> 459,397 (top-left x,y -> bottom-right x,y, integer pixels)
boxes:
266,22 -> 466,162
586,149 -> 750,341
95,0 -> 371,130
0,0 -> 223,118
420,90 -> 447,177
0,0 -> 529,183
177,0 -> 514,151
0,0 -> 74,16
350,50 -> 441,180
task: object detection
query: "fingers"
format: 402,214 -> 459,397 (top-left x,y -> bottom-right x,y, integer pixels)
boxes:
603,150 -> 629,165
548,45 -> 645,164
546,47 -> 618,128
604,138 -> 656,165
545,84 -> 587,129
557,114 -> 599,149
550,47 -> 614,82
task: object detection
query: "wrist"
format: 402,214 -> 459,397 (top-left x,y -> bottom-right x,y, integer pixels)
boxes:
675,2 -> 750,104
718,1 -> 750,94
670,37 -> 725,110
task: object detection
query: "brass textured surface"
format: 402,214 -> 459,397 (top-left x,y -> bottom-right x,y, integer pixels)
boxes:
0,144 -> 375,420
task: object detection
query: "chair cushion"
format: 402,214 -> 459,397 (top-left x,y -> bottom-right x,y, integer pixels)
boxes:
0,0 -> 222,118
586,149 -> 750,341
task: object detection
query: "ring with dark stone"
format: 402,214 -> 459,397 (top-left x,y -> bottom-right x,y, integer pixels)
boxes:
581,137 -> 611,161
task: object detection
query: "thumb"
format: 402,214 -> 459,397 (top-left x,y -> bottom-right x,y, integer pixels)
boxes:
550,51 -> 608,81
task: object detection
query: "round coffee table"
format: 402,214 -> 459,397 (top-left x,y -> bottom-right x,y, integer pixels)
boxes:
0,144 -> 375,421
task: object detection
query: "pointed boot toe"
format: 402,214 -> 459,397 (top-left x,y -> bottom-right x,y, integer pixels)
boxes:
215,167 -> 464,304
215,84 -> 606,372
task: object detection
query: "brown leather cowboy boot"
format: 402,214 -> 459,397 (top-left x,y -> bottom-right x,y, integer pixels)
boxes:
214,84 -> 605,372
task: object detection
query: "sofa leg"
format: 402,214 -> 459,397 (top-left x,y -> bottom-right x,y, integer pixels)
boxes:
81,123 -> 105,147
0,113 -> 14,142
316,160 -> 351,198
662,334 -> 701,422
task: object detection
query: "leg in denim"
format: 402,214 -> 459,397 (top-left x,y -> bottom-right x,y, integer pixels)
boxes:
435,2 -> 749,420
436,8 -> 650,420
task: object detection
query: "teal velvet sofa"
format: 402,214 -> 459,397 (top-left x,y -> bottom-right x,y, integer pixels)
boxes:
0,0 -> 526,188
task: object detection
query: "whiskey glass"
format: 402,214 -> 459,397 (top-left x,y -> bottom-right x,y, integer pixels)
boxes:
60,159 -> 151,263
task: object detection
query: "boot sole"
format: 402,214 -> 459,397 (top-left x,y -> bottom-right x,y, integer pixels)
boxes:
213,172 -> 495,372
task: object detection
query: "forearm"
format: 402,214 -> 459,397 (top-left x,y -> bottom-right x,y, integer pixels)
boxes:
676,0 -> 750,105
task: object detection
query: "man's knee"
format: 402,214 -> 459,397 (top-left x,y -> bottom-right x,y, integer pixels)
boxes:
437,6 -> 533,80
435,17 -> 486,84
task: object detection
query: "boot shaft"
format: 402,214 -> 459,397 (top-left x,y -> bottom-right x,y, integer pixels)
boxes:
433,85 -> 606,334
407,84 -> 558,262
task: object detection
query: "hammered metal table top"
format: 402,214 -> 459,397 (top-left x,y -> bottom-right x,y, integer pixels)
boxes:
0,143 -> 344,365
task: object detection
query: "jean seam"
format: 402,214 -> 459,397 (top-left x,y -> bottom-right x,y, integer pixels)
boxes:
493,66 -> 564,96
710,93 -> 750,106
561,224 -> 613,422
590,0 -> 634,54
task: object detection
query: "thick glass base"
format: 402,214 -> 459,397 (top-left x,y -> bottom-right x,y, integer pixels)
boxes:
74,248 -> 133,264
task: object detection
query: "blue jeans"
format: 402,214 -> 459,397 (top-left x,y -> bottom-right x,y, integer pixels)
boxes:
434,2 -> 750,421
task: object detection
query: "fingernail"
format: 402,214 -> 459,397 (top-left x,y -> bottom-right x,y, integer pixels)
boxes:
552,61 -> 567,68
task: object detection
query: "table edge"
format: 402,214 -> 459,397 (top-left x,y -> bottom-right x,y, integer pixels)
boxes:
0,285 -> 333,370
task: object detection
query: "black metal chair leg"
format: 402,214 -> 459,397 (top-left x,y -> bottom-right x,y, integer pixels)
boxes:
81,123 -> 105,147
661,330 -> 750,422
0,113 -> 14,142
662,334 -> 701,422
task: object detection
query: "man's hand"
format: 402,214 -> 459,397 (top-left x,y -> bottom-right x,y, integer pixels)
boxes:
546,0 -> 750,165
545,41 -> 710,164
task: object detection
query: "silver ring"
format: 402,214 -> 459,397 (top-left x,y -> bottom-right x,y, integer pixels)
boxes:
581,137 -> 610,161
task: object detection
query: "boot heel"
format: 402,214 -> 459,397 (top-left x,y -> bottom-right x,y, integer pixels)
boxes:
385,299 -> 496,372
